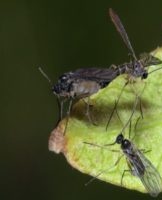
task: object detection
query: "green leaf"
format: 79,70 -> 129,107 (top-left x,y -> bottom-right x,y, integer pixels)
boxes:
49,47 -> 162,194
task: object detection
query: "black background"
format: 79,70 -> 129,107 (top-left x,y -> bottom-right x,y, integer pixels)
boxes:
2,1 -> 162,199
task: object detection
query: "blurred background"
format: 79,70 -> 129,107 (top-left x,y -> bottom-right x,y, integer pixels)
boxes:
2,0 -> 162,199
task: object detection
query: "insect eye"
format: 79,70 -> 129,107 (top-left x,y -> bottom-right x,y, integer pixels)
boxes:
123,140 -> 131,148
116,134 -> 123,144
52,84 -> 60,94
142,72 -> 148,79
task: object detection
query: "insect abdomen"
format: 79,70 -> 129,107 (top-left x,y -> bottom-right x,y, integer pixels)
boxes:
71,80 -> 101,99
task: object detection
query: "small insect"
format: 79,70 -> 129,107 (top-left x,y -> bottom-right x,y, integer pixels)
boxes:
106,8 -> 162,129
109,8 -> 162,80
84,95 -> 162,197
110,133 -> 162,197
40,67 -> 122,122
40,8 -> 162,127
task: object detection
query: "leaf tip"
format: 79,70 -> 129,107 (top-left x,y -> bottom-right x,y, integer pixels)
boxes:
48,124 -> 66,154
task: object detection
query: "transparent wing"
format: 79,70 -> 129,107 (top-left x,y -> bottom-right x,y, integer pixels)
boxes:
135,150 -> 162,197
73,68 -> 120,82
109,8 -> 137,60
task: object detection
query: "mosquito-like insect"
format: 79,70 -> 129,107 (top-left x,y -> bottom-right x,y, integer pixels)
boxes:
40,8 -> 162,129
106,8 -> 162,129
84,94 -> 162,197
109,8 -> 162,80
39,67 -> 123,122
109,133 -> 162,197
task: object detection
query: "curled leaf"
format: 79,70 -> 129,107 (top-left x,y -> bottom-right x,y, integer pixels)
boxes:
49,47 -> 162,195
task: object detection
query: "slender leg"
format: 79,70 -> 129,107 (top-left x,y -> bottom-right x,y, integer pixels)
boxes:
129,81 -> 146,120
128,120 -> 132,140
56,96 -> 67,121
139,97 -> 144,119
83,141 -> 124,186
56,96 -> 62,121
121,169 -> 131,186
84,154 -> 124,186
132,116 -> 141,141
140,149 -> 152,154
83,98 -> 96,125
115,103 -> 123,126
84,141 -> 120,152
106,81 -> 128,130
60,100 -> 64,120
63,98 -> 73,136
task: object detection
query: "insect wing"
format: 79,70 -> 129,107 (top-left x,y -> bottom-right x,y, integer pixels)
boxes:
133,149 -> 162,197
73,68 -> 120,83
109,8 -> 137,60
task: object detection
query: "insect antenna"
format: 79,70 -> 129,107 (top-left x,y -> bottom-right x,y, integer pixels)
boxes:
83,141 -> 123,186
38,67 -> 53,86
147,66 -> 162,75
39,67 -> 65,123
109,8 -> 137,61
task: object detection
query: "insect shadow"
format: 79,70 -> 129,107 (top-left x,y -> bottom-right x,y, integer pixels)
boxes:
83,92 -> 162,197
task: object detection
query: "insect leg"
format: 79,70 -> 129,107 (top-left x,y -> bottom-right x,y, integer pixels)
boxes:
83,141 -> 123,185
128,120 -> 132,139
84,141 -> 120,153
56,96 -> 63,121
139,97 -> 144,119
83,98 -> 97,125
129,81 -> 146,120
63,98 -> 73,136
131,116 -> 141,141
106,81 -> 128,130
84,154 -> 123,186
139,149 -> 152,154
121,169 -> 131,186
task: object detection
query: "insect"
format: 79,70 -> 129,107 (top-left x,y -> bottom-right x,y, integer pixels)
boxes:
39,67 -> 122,122
108,8 -> 162,80
53,9 -> 161,120
110,133 -> 162,197
40,8 -> 162,127
106,8 -> 162,129
84,94 -> 162,197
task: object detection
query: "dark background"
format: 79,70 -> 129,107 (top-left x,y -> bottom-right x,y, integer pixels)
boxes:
2,0 -> 162,199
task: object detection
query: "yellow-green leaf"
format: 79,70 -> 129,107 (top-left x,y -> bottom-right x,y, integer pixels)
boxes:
49,47 -> 162,195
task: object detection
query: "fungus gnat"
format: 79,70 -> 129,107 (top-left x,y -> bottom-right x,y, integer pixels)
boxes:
39,8 -> 162,133
84,94 -> 162,197
106,8 -> 162,128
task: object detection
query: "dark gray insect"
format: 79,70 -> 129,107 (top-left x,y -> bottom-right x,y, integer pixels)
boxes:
53,67 -> 122,120
109,8 -> 162,80
40,8 -> 162,123
113,133 -> 162,197
106,8 -> 162,128
52,9 -> 161,121
84,95 -> 162,196
53,67 -> 121,99
108,94 -> 162,197
39,67 -> 121,123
